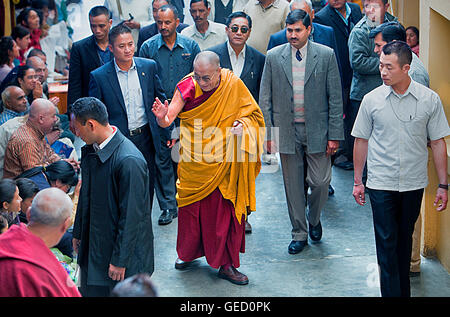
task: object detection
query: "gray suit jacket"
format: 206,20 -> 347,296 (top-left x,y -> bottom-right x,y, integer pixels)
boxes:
259,41 -> 344,154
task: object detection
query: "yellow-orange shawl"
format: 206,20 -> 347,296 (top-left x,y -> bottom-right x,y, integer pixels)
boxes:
176,68 -> 265,224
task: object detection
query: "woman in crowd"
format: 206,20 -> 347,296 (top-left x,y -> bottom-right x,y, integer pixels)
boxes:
406,26 -> 420,57
13,65 -> 38,105
0,179 -> 22,227
0,37 -> 20,85
11,25 -> 31,65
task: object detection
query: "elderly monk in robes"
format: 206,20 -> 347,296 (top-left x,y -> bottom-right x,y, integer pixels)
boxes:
152,51 -> 265,285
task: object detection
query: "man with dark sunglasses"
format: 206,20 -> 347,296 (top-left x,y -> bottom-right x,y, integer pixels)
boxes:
207,11 -> 265,234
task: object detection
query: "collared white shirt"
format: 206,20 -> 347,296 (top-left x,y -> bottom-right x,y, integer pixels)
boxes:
181,20 -> 228,50
227,41 -> 246,78
93,126 -> 118,152
352,79 -> 450,192
114,58 -> 148,131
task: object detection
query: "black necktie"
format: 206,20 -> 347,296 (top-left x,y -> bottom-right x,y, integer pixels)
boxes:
296,50 -> 302,62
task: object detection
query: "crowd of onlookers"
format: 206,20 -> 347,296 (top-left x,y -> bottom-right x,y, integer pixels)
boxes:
0,0 -> 427,298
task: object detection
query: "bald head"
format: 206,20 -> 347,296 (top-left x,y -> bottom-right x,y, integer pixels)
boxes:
28,187 -> 73,227
28,98 -> 58,134
194,51 -> 220,69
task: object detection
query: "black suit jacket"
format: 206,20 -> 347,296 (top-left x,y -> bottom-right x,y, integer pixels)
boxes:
314,3 -> 363,88
207,42 -> 265,103
89,57 -> 168,154
68,35 -> 107,108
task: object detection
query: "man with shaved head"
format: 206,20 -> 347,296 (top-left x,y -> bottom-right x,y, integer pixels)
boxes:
0,187 -> 81,297
152,51 -> 265,285
3,98 -> 76,178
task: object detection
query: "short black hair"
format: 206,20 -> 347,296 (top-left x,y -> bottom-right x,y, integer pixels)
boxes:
382,41 -> 412,67
190,0 -> 209,8
28,48 -> 46,58
285,9 -> 311,28
109,23 -> 132,46
369,21 -> 406,42
16,65 -> 33,81
0,179 -> 17,210
15,178 -> 40,200
158,4 -> 179,20
71,97 -> 109,126
89,5 -> 111,19
225,11 -> 252,29
11,25 -> 30,41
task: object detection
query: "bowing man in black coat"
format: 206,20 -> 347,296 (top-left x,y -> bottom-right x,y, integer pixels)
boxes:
71,97 -> 153,297
67,5 -> 113,108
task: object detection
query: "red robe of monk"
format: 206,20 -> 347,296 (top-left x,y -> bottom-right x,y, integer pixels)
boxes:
0,224 -> 81,297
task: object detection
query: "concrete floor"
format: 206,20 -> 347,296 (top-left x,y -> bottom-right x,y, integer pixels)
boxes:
149,158 -> 450,297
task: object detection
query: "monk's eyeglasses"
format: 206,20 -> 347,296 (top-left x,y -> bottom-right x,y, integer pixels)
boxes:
230,25 -> 249,34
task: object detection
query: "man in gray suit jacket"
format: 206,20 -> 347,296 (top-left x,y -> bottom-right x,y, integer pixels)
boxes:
259,9 -> 343,254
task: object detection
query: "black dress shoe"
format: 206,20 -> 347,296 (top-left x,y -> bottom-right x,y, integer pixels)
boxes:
175,258 -> 192,270
309,221 -> 322,242
158,209 -> 177,225
328,184 -> 335,196
288,240 -> 307,254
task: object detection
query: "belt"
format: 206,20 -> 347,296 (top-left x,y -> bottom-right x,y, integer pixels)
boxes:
129,124 -> 148,137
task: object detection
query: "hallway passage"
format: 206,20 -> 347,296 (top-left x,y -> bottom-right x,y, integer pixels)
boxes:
149,160 -> 450,297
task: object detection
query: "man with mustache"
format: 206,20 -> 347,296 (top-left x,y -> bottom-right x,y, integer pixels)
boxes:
181,0 -> 227,50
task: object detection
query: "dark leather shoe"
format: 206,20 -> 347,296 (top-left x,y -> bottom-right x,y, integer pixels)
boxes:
328,184 -> 335,196
158,209 -> 177,225
288,240 -> 307,254
245,220 -> 252,234
175,258 -> 192,270
309,221 -> 322,242
218,266 -> 249,285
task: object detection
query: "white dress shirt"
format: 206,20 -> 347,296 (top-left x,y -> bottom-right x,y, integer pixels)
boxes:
227,41 -> 246,78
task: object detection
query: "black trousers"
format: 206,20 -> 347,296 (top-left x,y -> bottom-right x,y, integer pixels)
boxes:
367,188 -> 424,297
128,125 -> 155,203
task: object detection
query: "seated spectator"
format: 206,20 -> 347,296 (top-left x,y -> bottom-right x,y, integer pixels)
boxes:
16,8 -> 43,52
0,187 -> 81,297
26,56 -> 54,101
11,26 -> 31,65
16,160 -> 78,193
0,115 -> 28,179
15,178 -> 40,224
0,215 -> 7,234
406,26 -> 420,57
0,179 -> 22,227
3,98 -> 61,179
0,37 -> 20,86
0,86 -> 29,125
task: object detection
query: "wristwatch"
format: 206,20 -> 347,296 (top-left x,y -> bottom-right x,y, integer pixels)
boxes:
438,184 -> 449,190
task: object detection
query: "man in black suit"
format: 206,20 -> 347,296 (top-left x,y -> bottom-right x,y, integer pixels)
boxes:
207,11 -> 265,103
88,23 -> 169,206
68,6 -> 113,109
207,11 -> 265,233
136,0 -> 189,53
314,0 -> 363,169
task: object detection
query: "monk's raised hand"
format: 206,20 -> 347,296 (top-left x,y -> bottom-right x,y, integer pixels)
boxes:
152,97 -> 169,119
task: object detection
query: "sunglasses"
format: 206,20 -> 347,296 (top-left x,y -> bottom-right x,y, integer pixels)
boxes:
230,25 -> 249,34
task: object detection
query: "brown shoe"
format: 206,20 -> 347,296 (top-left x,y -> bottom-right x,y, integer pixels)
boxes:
218,266 -> 249,285
245,220 -> 252,234
175,258 -> 192,270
